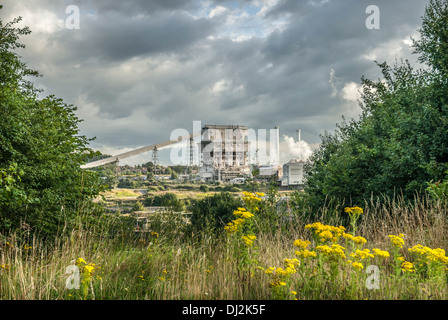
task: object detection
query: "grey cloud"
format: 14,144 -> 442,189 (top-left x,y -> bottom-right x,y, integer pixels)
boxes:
1,0 -> 433,158
87,0 -> 197,15
51,12 -> 215,63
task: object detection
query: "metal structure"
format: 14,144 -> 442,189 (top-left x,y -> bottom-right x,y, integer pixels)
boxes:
81,124 -> 281,183
80,132 -> 201,169
152,146 -> 159,166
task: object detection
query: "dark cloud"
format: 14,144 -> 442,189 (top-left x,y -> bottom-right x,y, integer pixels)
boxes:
1,0 -> 433,164
49,11 -> 216,63
89,0 -> 197,15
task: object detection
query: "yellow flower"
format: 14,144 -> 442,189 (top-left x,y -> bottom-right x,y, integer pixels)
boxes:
316,245 -> 332,255
343,233 -> 354,241
239,211 -> 254,219
295,249 -> 317,258
401,261 -> 415,273
352,236 -> 367,245
83,263 -> 95,274
305,223 -> 345,243
315,244 -> 346,260
351,262 -> 364,270
269,280 -> 286,287
372,248 -> 390,260
284,258 -> 300,267
241,235 -> 256,247
344,206 -> 363,216
224,221 -> 239,234
319,230 -> 333,240
265,267 -> 275,274
0,264 -> 10,271
330,244 -> 346,259
388,234 -> 405,248
293,239 -> 311,249
408,244 -> 448,264
350,249 -> 374,260
151,231 -> 159,238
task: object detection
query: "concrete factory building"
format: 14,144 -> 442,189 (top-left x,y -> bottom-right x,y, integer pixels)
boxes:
199,124 -> 251,181
279,129 -> 306,188
280,159 -> 305,187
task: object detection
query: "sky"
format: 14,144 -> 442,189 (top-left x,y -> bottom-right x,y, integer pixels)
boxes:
1,0 -> 430,166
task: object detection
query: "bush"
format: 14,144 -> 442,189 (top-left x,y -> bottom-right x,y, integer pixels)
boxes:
143,193 -> 184,212
223,185 -> 242,192
189,192 -> 242,234
427,171 -> 448,202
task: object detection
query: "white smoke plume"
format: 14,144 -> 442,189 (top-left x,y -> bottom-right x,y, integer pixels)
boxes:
279,135 -> 313,164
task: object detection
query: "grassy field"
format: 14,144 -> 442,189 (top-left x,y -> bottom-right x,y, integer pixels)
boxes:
1,191 -> 447,300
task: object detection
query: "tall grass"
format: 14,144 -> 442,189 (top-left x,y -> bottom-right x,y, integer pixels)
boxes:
0,194 -> 447,300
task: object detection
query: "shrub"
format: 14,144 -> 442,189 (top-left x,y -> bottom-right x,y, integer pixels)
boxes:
143,193 -> 184,212
189,192 -> 242,234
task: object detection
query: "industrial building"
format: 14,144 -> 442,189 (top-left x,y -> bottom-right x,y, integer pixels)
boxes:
81,122 -> 283,183
280,159 -> 305,188
198,124 -> 281,182
279,129 -> 307,189
198,124 -> 251,181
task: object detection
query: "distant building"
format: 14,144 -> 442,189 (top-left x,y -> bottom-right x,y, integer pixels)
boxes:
199,124 -> 251,182
255,165 -> 282,182
280,159 -> 305,188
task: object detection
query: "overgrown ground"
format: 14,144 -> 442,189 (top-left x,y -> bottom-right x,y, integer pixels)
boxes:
1,192 -> 447,300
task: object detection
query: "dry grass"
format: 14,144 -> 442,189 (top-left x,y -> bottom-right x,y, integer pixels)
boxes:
0,195 -> 447,300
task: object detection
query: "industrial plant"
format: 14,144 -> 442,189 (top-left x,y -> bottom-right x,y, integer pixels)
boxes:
82,124 -> 307,189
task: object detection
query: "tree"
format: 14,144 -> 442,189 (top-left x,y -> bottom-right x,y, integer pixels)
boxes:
189,192 -> 241,233
0,7 -> 105,237
304,0 -> 448,209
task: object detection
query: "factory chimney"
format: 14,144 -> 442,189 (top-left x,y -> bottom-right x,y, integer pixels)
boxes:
296,129 -> 301,143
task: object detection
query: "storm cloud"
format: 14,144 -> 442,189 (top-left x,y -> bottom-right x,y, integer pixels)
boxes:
1,0 -> 430,165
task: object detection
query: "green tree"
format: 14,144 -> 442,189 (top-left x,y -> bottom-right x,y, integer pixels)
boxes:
189,192 -> 241,233
0,7 -> 105,237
